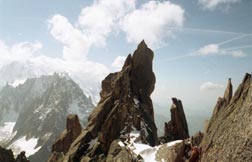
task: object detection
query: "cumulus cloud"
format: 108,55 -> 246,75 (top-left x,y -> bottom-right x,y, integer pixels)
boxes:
198,44 -> 219,55
198,0 -> 241,10
111,56 -> 126,69
48,15 -> 90,61
227,50 -> 246,57
196,44 -> 247,58
200,82 -> 224,91
0,40 -> 42,66
78,0 -> 136,46
48,0 -> 136,61
120,1 -> 184,47
49,0 -> 184,53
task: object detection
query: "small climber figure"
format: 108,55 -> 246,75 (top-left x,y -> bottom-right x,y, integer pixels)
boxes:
189,146 -> 201,162
15,151 -> 29,162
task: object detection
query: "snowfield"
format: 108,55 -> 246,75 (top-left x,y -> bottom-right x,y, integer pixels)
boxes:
8,136 -> 41,157
118,131 -> 183,162
0,122 -> 15,141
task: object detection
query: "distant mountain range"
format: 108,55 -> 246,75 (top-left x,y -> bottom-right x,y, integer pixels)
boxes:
0,73 -> 94,162
0,61 -> 102,103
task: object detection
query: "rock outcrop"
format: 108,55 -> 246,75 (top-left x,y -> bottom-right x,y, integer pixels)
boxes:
162,98 -> 189,142
212,78 -> 233,116
47,40 -> 158,162
0,146 -> 15,162
201,73 -> 252,162
15,151 -> 29,162
51,114 -> 81,155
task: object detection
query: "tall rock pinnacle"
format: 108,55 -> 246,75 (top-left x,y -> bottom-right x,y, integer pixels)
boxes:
223,78 -> 233,104
162,98 -> 189,142
47,40 -> 158,162
212,78 -> 233,116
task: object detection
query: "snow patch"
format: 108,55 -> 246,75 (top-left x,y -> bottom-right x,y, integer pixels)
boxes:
8,136 -> 41,157
133,97 -> 139,106
88,138 -> 98,150
139,147 -> 158,162
10,79 -> 26,87
166,140 -> 183,147
118,136 -> 183,162
0,122 -> 15,141
118,141 -> 125,147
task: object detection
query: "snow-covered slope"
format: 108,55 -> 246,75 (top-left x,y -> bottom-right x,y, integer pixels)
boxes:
118,130 -> 184,162
0,73 -> 94,162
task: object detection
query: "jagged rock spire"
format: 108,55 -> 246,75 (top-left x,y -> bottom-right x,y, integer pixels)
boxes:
47,41 -> 158,162
223,78 -> 233,104
162,98 -> 189,142
212,78 -> 233,116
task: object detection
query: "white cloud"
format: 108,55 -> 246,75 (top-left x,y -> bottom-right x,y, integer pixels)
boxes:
111,56 -> 126,69
78,0 -> 136,46
0,40 -> 42,66
196,44 -> 247,58
48,0 -> 136,61
0,39 -> 110,102
49,0 -> 184,53
198,0 -> 241,10
200,82 -> 224,91
226,50 -> 246,57
48,15 -> 90,61
120,1 -> 184,48
198,44 -> 219,55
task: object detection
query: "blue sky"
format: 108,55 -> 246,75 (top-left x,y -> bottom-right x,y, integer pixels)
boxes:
0,0 -> 251,115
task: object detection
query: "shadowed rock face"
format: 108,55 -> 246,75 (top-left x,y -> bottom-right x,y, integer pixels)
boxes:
47,40 -> 158,162
163,98 -> 189,142
201,73 -> 252,162
0,146 -> 15,162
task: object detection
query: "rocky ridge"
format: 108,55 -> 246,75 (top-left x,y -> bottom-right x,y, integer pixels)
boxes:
48,40 -> 159,162
201,74 -> 252,161
46,41 -> 252,162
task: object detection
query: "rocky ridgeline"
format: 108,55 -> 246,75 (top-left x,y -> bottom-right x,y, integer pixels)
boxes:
200,73 -> 252,162
212,78 -> 233,116
47,41 -> 204,162
48,40 -> 159,162
46,41 -> 251,162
